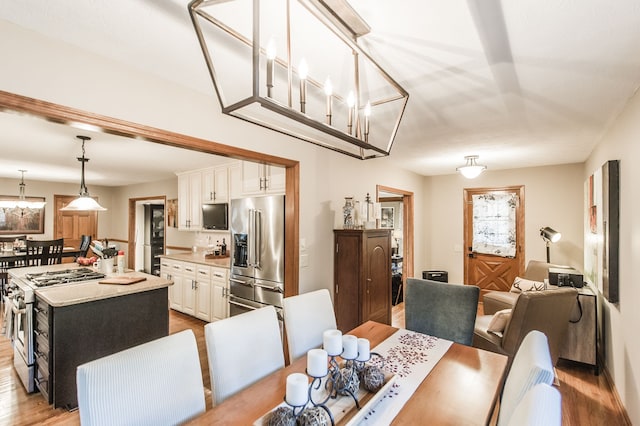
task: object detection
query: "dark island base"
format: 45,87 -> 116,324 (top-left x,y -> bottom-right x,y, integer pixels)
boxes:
37,287 -> 169,409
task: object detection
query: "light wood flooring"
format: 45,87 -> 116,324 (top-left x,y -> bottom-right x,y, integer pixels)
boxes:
0,303 -> 631,425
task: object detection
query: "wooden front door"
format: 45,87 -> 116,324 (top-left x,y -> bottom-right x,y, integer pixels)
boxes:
54,195 -> 98,256
463,186 -> 525,297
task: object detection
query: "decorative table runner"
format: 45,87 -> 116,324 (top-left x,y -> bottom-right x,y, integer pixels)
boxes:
255,329 -> 452,425
355,329 -> 453,425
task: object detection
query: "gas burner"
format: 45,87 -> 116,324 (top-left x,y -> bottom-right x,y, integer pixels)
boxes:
25,268 -> 106,287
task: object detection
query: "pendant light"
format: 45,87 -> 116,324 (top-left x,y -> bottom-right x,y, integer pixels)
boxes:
60,135 -> 107,211
456,155 -> 487,179
0,170 -> 46,210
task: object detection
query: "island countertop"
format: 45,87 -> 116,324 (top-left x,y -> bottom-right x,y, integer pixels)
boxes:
159,251 -> 230,268
10,264 -> 172,307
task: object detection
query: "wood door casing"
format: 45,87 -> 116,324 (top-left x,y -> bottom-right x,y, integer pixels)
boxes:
463,186 -> 525,297
54,195 -> 97,256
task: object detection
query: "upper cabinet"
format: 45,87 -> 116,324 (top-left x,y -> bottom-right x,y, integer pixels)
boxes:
202,165 -> 229,203
240,162 -> 285,196
177,170 -> 202,230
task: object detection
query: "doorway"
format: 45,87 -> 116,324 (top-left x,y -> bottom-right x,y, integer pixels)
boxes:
376,185 -> 414,306
128,196 -> 166,274
463,186 -> 525,297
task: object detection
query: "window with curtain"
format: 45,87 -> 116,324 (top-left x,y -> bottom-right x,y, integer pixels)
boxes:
472,193 -> 517,257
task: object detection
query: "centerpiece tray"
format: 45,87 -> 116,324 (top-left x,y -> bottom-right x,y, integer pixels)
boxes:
255,371 -> 396,426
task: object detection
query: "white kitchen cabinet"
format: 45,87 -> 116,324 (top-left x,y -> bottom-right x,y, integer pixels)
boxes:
202,165 -> 229,203
177,170 -> 202,230
181,263 -> 197,317
160,258 -> 174,304
211,267 -> 229,321
162,260 -> 185,311
229,161 -> 242,200
194,265 -> 213,321
241,161 -> 285,196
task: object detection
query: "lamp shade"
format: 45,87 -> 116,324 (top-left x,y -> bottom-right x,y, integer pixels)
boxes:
456,155 -> 486,179
61,196 -> 107,211
540,227 -> 561,243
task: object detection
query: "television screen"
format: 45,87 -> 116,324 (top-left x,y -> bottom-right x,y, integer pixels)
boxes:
202,203 -> 228,230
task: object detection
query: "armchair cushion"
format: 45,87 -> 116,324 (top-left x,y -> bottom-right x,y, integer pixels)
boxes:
487,309 -> 512,334
483,291 -> 519,315
511,277 -> 545,293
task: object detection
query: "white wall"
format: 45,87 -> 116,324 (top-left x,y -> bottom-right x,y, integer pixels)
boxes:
0,20 -> 426,296
584,88 -> 640,424
423,163 -> 585,283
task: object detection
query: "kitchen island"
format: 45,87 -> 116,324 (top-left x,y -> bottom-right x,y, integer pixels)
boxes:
9,264 -> 172,409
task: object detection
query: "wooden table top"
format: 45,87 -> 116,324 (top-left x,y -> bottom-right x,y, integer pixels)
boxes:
187,321 -> 508,425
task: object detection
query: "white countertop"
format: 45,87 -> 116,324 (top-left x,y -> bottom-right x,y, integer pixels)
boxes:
10,264 -> 172,307
159,252 -> 230,268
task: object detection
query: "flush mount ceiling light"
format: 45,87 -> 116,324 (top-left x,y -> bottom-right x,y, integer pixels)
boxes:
0,170 -> 46,212
456,155 -> 487,179
60,135 -> 107,211
188,0 -> 409,159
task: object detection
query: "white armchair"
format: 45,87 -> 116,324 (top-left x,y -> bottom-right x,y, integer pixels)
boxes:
507,383 -> 561,426
76,330 -> 205,426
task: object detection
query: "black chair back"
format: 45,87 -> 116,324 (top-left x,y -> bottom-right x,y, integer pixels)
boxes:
26,238 -> 64,266
78,235 -> 92,258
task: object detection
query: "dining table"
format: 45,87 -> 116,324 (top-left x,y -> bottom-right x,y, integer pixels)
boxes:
187,321 -> 508,425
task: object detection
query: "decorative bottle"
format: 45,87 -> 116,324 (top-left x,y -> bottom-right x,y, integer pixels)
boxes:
343,197 -> 355,229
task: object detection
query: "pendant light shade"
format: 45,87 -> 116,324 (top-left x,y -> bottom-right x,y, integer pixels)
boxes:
60,135 -> 107,211
456,155 -> 487,179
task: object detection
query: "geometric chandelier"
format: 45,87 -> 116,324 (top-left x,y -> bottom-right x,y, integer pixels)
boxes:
188,0 -> 409,159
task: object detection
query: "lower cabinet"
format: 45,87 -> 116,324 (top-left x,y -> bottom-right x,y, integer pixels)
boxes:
161,259 -> 229,322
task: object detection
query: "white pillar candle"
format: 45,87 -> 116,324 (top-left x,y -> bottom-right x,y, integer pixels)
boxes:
286,373 -> 308,407
342,335 -> 358,359
323,329 -> 343,356
307,348 -> 328,377
356,338 -> 370,361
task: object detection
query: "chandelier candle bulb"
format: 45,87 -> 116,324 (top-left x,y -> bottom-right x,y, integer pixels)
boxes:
323,329 -> 343,356
347,91 -> 355,134
299,58 -> 308,113
285,373 -> 309,407
364,101 -> 371,142
307,349 -> 328,377
356,338 -> 370,361
266,38 -> 276,97
324,77 -> 333,125
342,335 -> 358,359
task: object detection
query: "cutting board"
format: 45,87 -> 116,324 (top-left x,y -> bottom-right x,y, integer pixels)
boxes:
99,276 -> 147,285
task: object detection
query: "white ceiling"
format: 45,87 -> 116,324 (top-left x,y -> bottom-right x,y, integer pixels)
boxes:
1,0 -> 640,185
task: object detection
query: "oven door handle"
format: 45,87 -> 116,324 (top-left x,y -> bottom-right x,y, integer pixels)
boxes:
229,278 -> 253,287
229,299 -> 258,311
254,283 -> 283,293
12,305 -> 26,315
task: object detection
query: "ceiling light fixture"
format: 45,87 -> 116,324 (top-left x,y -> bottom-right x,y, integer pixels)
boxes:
456,155 -> 487,179
60,135 -> 107,211
188,0 -> 409,159
0,170 -> 46,213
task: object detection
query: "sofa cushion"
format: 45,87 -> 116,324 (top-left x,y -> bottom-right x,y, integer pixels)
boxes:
483,291 -> 519,315
511,277 -> 545,293
472,315 -> 510,357
487,309 -> 512,335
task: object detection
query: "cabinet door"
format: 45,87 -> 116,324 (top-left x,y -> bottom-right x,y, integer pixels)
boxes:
241,161 -> 265,196
229,162 -> 242,200
195,279 -> 212,321
177,174 -> 191,230
169,262 -> 184,310
188,172 -> 202,229
265,165 -> 286,194
364,233 -> 391,325
202,167 -> 215,203
160,259 -> 172,304
213,165 -> 229,202
334,233 -> 362,332
181,264 -> 197,316
211,268 -> 229,321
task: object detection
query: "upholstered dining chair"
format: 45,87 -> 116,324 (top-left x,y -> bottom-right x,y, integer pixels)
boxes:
473,287 -> 577,365
506,383 -> 561,426
497,330 -> 556,426
205,305 -> 285,405
76,330 -> 205,426
404,278 -> 480,345
283,289 -> 337,361
25,238 -> 64,266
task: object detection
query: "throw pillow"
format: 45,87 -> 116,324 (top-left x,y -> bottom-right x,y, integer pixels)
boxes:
511,276 -> 545,293
487,308 -> 512,335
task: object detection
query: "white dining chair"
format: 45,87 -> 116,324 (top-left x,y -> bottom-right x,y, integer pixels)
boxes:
497,330 -> 556,426
507,383 -> 562,426
283,289 -> 337,361
76,329 -> 205,426
205,305 -> 285,405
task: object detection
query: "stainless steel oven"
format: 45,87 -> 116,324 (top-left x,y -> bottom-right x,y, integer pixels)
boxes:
8,278 -> 35,393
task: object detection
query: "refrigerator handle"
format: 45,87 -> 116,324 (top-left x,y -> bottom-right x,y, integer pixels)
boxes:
248,209 -> 256,267
255,209 -> 262,269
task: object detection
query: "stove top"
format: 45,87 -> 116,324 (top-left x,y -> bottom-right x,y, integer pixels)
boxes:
24,268 -> 106,287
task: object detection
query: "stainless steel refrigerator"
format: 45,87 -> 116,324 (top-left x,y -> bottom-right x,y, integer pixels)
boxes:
229,195 -> 285,317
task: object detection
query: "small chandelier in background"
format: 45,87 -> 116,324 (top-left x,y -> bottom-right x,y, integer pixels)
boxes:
60,135 -> 107,211
188,0 -> 409,160
0,170 -> 46,216
456,155 -> 487,179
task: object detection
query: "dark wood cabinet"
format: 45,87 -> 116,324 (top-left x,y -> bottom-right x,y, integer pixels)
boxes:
334,229 -> 392,332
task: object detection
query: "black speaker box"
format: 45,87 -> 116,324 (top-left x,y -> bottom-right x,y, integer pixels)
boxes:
549,267 -> 584,288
